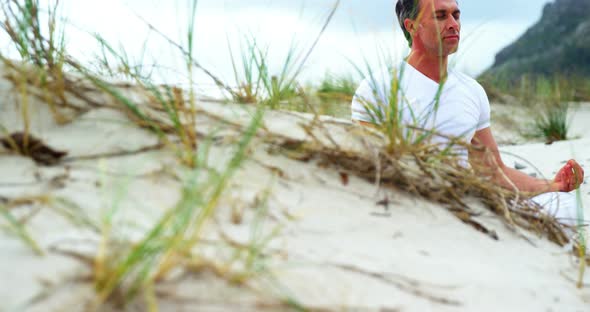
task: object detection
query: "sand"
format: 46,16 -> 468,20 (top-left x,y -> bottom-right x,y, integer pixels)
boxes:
1,64 -> 589,311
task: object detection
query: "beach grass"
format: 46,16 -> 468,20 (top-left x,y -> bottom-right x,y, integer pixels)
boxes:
0,201 -> 44,256
339,38 -> 581,249
227,34 -> 264,104
1,0 -> 588,308
349,46 -> 446,154
275,50 -> 564,250
0,0 -> 335,308
80,34 -> 200,166
225,2 -> 340,111
92,104 -> 265,305
482,75 -> 580,144
1,0 -> 69,130
316,71 -> 358,102
0,194 -> 100,257
527,77 -> 571,144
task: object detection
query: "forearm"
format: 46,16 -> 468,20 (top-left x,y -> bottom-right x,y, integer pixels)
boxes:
470,129 -> 582,195
494,165 -> 559,195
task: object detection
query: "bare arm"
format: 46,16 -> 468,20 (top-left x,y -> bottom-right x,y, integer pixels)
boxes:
469,128 -> 584,195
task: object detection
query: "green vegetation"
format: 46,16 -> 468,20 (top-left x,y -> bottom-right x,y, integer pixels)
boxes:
85,32 -> 200,167
479,0 -> 590,144
480,74 -> 581,144
350,50 -> 450,154
225,37 -> 357,118
1,0 -> 66,70
527,77 -> 572,143
227,35 -> 265,104
1,0 -> 71,128
342,48 -> 577,252
226,3 -> 339,110
316,72 -> 358,102
93,106 -> 264,305
0,0 -> 342,309
0,201 -> 44,256
0,193 -> 100,259
482,0 -> 590,84
0,0 -> 587,308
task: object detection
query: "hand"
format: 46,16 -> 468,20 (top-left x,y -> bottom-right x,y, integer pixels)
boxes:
553,159 -> 585,192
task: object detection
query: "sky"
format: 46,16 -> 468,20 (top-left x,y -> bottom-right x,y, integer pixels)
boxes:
2,0 -> 555,88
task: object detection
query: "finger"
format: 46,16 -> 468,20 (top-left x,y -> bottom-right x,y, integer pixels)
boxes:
566,167 -> 575,190
564,164 -> 573,180
568,176 -> 575,191
571,161 -> 584,179
558,164 -> 570,176
557,167 -> 568,182
569,162 -> 584,187
574,160 -> 584,172
556,170 -> 567,184
572,180 -> 577,191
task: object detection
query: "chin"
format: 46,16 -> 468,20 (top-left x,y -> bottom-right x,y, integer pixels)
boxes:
444,45 -> 459,56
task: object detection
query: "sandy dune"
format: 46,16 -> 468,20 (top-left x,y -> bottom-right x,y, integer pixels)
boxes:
1,64 -> 589,311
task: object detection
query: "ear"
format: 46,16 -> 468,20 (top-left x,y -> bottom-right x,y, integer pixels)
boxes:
404,18 -> 416,36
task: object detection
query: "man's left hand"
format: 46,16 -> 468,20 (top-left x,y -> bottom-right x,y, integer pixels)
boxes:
553,159 -> 585,192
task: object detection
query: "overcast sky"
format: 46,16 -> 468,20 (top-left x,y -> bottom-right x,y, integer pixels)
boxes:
15,0 -> 554,86
205,0 -> 553,24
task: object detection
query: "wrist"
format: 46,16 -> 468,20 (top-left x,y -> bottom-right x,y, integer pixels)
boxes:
549,181 -> 564,192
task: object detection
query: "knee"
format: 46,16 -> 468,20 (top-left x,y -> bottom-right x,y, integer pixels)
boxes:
533,192 -> 580,227
554,192 -> 582,227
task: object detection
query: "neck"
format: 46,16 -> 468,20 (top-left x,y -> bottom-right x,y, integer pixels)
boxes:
406,50 -> 448,83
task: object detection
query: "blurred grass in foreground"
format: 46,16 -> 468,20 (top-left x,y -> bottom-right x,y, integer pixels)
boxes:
0,0 -> 587,308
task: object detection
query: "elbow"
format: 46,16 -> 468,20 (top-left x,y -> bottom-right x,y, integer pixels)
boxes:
470,154 -> 505,176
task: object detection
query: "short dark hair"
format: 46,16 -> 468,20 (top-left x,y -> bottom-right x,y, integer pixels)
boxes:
395,0 -> 421,47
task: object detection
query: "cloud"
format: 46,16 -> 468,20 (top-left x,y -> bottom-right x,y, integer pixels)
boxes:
115,0 -> 552,34
193,0 -> 552,29
35,0 -> 555,84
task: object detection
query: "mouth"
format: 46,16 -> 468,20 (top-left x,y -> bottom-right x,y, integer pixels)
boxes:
443,35 -> 460,41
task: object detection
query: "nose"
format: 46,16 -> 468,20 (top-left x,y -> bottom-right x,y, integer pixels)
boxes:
447,16 -> 460,32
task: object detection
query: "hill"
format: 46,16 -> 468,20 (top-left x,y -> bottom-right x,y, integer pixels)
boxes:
482,0 -> 590,80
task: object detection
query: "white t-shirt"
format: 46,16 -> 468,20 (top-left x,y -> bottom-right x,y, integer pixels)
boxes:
351,62 -> 491,161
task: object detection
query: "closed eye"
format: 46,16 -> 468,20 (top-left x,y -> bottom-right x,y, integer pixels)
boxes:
435,9 -> 461,20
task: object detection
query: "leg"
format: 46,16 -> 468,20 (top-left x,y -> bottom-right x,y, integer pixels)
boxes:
531,192 -> 586,227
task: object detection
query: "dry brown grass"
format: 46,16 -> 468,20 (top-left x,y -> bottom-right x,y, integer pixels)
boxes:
1,0 -> 586,308
267,126 -> 573,247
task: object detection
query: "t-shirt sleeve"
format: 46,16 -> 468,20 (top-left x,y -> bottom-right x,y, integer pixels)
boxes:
351,79 -> 381,123
476,84 -> 491,131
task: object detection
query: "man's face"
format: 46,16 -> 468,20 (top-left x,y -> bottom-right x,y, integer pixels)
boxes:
411,0 -> 461,56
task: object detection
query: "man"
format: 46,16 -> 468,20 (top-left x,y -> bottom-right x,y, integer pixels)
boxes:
351,0 -> 585,226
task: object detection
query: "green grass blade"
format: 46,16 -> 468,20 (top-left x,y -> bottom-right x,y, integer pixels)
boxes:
0,204 -> 44,255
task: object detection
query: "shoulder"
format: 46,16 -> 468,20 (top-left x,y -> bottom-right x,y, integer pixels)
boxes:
353,68 -> 395,102
451,71 -> 484,91
351,78 -> 378,123
355,78 -> 372,93
450,70 -> 488,100
351,70 -> 395,123
352,78 -> 375,103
